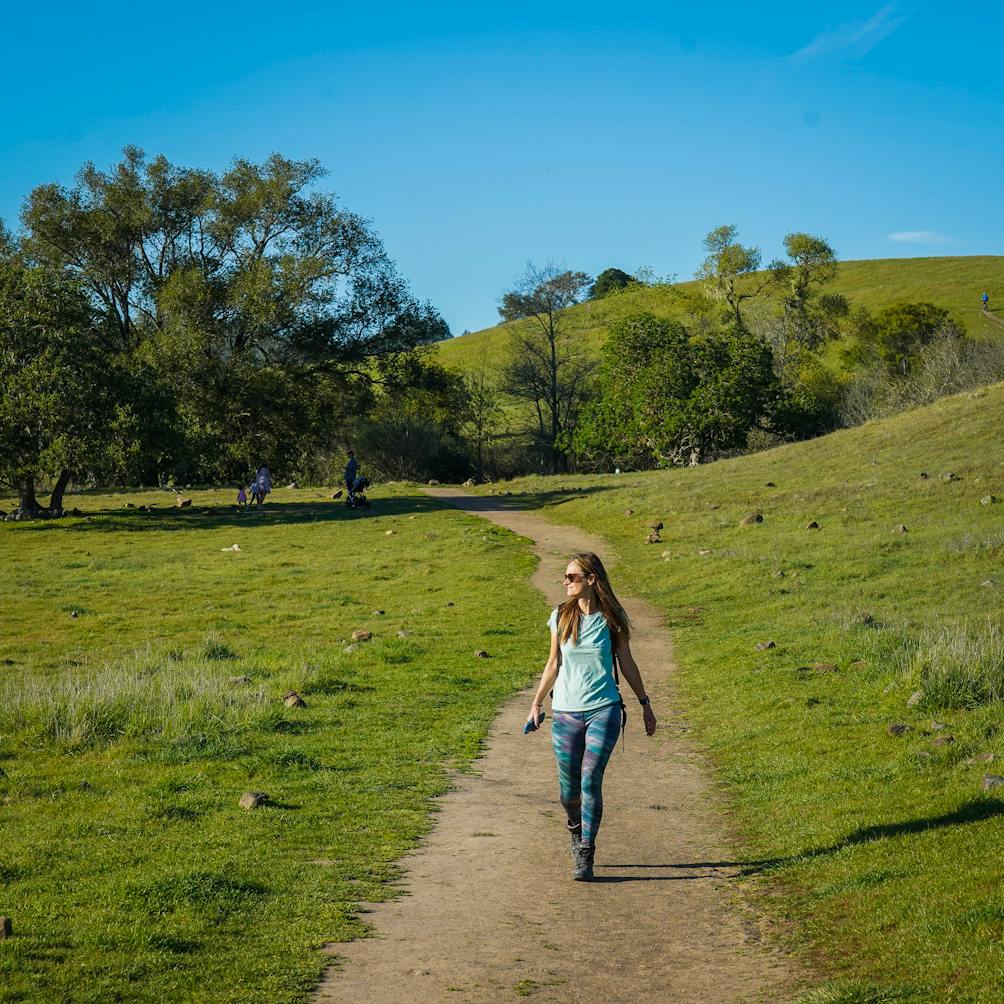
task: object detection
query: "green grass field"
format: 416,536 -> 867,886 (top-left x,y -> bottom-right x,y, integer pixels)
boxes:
0,486 -> 544,1003
437,255 -> 1004,377
472,380 -> 1004,1002
5,378 -> 1004,1001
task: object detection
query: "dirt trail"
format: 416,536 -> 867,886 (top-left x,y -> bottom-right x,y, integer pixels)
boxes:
314,489 -> 805,1003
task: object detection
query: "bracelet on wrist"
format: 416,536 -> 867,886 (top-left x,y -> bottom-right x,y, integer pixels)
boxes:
639,696 -> 651,706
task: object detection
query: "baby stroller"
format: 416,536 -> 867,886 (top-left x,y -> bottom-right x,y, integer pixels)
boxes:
346,475 -> 371,509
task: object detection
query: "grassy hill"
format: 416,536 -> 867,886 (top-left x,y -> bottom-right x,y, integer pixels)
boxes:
438,255 -> 1004,375
474,379 -> 1004,1002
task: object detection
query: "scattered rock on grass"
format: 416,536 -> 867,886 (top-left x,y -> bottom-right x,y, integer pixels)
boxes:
968,752 -> 995,766
623,509 -> 634,517
372,609 -> 385,616
765,482 -> 776,488
230,675 -> 251,685
385,529 -> 395,536
428,479 -> 441,486
893,524 -> 908,534
919,471 -> 929,480
284,691 -> 306,708
740,513 -> 764,526
474,650 -> 490,659
239,791 -> 268,810
698,548 -> 712,556
343,644 -> 359,654
351,629 -> 372,642
286,481 -> 299,489
646,531 -> 661,544
931,734 -> 955,747
660,549 -> 672,559
648,520 -> 664,531
942,472 -> 958,482
69,610 -> 79,619
220,543 -> 242,552
887,722 -> 912,737
907,690 -> 924,707
813,663 -> 838,674
0,917 -> 11,939
397,630 -> 410,638
755,641 -> 776,651
805,520 -> 820,530
982,775 -> 1004,792
330,489 -> 343,499
176,498 -> 192,508
981,495 -> 1000,506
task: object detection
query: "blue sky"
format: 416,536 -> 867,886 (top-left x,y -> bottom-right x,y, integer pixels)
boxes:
1,2 -> 1000,333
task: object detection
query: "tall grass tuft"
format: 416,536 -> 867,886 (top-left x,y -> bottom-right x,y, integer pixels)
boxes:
0,649 -> 271,751
900,620 -> 1004,709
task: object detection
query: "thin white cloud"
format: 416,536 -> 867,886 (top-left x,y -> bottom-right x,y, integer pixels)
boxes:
792,4 -> 908,63
888,230 -> 961,245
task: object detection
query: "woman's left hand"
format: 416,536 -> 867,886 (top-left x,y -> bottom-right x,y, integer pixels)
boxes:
642,704 -> 657,736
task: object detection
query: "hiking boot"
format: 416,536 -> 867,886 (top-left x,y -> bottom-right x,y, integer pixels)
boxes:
567,822 -> 583,857
572,843 -> 595,881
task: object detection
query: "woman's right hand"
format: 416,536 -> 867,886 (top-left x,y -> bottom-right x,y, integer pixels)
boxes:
527,701 -> 543,728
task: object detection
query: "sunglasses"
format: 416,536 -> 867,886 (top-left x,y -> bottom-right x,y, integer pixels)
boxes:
563,572 -> 589,583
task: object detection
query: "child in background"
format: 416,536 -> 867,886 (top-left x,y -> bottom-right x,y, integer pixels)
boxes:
237,486 -> 247,508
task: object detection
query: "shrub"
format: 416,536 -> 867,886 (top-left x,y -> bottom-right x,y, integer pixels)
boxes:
900,620 -> 1004,709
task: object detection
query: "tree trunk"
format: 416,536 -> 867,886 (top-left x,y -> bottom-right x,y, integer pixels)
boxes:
17,477 -> 40,513
48,469 -> 71,512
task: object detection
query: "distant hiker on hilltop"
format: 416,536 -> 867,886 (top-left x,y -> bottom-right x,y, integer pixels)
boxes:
982,290 -> 990,312
525,552 -> 657,881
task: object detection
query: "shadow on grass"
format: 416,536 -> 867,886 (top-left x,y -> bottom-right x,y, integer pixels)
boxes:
439,485 -> 620,513
605,799 -> 1004,880
12,494 -> 449,534
13,484 -> 619,534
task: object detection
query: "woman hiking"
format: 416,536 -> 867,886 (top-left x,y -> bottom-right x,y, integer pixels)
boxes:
525,552 -> 657,881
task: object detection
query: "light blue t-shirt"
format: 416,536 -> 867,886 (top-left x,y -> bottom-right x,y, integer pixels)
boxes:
548,607 -> 622,712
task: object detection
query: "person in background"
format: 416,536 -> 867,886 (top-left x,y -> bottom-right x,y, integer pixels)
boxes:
237,485 -> 247,508
982,290 -> 990,312
253,465 -> 272,507
344,450 -> 358,506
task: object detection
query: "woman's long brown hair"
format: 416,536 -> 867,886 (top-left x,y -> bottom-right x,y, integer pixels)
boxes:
556,552 -> 631,646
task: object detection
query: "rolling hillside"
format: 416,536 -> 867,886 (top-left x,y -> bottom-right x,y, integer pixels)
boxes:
474,380 -> 1004,1000
438,255 -> 1004,374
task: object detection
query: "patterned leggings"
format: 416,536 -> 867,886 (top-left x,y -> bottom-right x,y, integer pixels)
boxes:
550,703 -> 622,846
